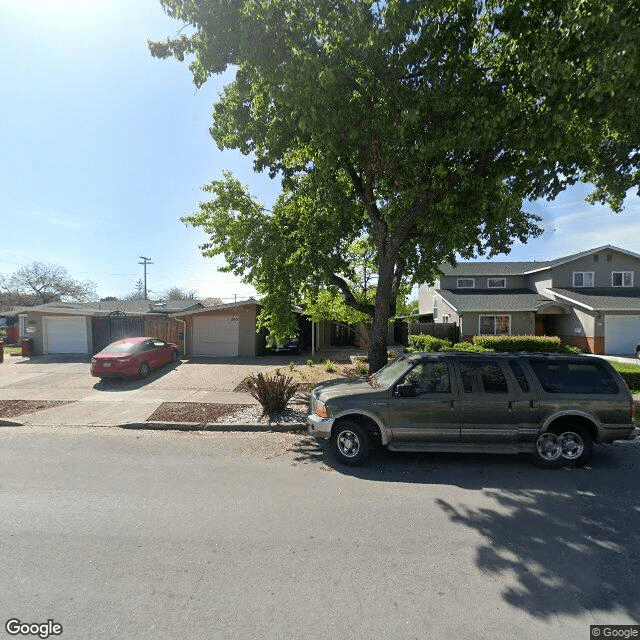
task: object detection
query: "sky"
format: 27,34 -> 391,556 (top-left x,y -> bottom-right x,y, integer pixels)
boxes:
1,0 -> 639,303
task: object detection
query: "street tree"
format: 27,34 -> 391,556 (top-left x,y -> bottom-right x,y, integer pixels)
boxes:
151,0 -> 640,371
124,279 -> 146,301
0,262 -> 96,307
163,286 -> 199,300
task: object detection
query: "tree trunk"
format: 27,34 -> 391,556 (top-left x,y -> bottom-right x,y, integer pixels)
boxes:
367,255 -> 395,373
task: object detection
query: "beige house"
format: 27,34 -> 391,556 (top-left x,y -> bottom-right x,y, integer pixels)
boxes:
419,245 -> 640,354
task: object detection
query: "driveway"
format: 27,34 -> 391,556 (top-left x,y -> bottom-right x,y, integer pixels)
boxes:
0,354 -> 309,425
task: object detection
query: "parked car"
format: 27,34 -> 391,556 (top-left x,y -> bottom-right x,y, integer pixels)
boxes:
265,335 -> 303,355
91,337 -> 179,379
307,352 -> 636,467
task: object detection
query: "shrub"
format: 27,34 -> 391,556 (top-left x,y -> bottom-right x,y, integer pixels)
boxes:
246,372 -> 298,417
323,359 -> 337,372
440,342 -> 494,353
306,358 -> 314,366
275,367 -> 281,375
473,335 -> 562,352
561,344 -> 583,355
355,362 -> 368,375
288,361 -> 296,371
407,335 -> 453,352
610,362 -> 640,391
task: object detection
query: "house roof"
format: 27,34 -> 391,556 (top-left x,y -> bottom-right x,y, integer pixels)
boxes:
437,289 -> 569,313
548,288 -> 640,312
171,299 -> 260,317
440,245 -> 640,277
16,300 -> 204,316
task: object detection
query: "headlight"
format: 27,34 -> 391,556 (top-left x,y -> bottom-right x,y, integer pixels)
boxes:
315,400 -> 329,418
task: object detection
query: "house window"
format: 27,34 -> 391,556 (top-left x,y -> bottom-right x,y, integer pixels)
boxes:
433,295 -> 438,320
457,278 -> 475,288
573,271 -> 594,287
612,271 -> 633,287
593,254 -> 599,263
487,278 -> 506,288
607,254 -> 613,262
479,315 -> 511,336
442,315 -> 450,323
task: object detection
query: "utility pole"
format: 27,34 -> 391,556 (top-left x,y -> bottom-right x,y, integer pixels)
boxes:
138,256 -> 153,300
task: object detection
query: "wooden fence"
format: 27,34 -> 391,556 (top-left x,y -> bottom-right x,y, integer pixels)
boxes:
408,322 -> 460,343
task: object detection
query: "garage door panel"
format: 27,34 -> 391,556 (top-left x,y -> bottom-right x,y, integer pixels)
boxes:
192,315 -> 239,357
44,316 -> 88,354
604,315 -> 640,355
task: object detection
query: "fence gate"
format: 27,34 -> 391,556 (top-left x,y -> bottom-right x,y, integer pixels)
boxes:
91,312 -> 145,354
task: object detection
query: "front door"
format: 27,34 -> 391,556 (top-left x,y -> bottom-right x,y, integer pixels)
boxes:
388,358 -> 461,443
456,358 -> 518,443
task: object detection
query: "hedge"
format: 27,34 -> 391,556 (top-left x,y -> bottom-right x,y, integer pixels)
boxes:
610,363 -> 640,391
473,335 -> 563,352
406,335 -> 452,352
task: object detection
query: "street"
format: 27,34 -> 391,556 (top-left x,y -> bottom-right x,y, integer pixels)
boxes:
1,425 -> 639,639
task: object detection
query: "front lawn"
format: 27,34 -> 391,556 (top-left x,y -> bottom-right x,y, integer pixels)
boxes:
610,361 -> 640,394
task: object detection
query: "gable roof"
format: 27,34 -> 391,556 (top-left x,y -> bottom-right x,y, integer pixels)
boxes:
440,245 -> 640,277
172,299 -> 260,317
436,289 -> 570,313
548,287 -> 640,312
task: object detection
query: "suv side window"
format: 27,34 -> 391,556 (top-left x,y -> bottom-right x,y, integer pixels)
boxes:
403,361 -> 451,395
528,359 -> 618,394
458,360 -> 509,393
509,360 -> 530,392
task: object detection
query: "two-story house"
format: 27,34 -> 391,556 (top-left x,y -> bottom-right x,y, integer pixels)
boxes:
418,245 -> 640,354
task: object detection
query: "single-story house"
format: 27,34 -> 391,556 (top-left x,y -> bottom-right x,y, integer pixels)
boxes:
419,245 -> 640,355
17,300 -> 204,356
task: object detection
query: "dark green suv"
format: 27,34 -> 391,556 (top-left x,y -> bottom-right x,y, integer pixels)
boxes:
307,352 -> 636,467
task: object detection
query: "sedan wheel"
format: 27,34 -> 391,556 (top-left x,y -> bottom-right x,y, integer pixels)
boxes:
138,362 -> 149,379
171,349 -> 179,363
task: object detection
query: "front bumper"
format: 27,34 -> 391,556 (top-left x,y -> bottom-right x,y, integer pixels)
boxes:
307,413 -> 334,439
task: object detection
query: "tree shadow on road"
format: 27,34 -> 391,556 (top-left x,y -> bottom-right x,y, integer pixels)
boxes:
294,437 -> 640,623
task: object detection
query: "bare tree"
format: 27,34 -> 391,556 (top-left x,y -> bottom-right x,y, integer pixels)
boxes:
1,262 -> 96,306
162,286 -> 199,301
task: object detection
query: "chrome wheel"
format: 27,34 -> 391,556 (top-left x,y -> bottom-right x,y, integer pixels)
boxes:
536,432 -> 562,462
559,431 -> 584,460
337,430 -> 360,458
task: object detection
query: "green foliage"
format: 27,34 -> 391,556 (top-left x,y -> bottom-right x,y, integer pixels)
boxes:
152,0 -> 640,371
355,362 -> 368,375
406,335 -> 453,353
306,358 -> 314,367
288,361 -> 296,371
473,335 -> 562,353
561,345 -> 583,355
323,359 -> 337,373
274,367 -> 281,376
440,342 -> 494,353
610,363 -> 640,394
246,372 -> 298,417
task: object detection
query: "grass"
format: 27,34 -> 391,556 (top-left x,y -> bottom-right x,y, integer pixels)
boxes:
2,346 -> 21,355
610,361 -> 640,395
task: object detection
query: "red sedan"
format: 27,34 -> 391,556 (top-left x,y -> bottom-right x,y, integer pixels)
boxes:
91,337 -> 179,379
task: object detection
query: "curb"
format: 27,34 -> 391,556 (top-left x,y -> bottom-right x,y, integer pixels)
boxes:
119,421 -> 308,433
0,419 -> 23,427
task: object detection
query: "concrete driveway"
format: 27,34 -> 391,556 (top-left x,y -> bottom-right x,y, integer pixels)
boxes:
0,354 -> 308,426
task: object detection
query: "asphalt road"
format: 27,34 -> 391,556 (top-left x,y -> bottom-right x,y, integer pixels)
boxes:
1,425 -> 639,640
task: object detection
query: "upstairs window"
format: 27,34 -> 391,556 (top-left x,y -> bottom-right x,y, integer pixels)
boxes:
487,277 -> 506,288
573,271 -> 594,287
612,271 -> 633,287
457,278 -> 475,288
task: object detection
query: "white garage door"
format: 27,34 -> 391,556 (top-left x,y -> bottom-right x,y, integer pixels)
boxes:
191,315 -> 239,357
604,315 -> 640,355
44,316 -> 89,354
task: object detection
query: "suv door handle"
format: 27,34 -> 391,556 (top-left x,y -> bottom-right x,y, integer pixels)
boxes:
530,400 -> 540,409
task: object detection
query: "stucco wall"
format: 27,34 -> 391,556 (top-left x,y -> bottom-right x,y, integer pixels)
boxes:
460,311 -> 534,338
549,250 -> 640,288
22,312 -> 92,355
439,274 -> 529,289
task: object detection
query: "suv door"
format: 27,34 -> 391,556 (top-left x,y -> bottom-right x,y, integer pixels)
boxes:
388,357 -> 461,443
456,358 -> 518,443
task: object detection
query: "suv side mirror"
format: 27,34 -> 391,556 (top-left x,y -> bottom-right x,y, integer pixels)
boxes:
396,383 -> 417,397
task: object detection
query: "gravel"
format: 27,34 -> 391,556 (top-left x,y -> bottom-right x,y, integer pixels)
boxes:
0,400 -> 73,419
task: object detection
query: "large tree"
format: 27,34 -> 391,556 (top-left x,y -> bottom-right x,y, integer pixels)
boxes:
0,262 -> 96,307
150,0 -> 639,372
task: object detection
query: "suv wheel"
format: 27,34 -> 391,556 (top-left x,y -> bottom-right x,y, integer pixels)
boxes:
533,425 -> 593,468
331,421 -> 372,466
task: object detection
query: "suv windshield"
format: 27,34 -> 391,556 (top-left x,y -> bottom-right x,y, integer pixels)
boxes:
370,357 -> 411,387
101,341 -> 139,354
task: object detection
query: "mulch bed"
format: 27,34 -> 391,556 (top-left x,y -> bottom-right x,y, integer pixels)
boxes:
147,402 -> 252,423
0,400 -> 73,419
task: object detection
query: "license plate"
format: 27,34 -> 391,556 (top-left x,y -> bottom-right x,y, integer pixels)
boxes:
103,362 -> 111,368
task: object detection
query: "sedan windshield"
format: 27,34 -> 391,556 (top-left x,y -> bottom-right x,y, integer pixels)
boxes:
370,357 -> 411,387
101,341 -> 139,354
